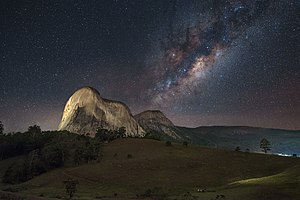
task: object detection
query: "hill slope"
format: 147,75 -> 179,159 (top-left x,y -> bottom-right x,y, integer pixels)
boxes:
1,139 -> 299,200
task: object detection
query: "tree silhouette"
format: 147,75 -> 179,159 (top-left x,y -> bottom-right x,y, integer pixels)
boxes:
260,138 -> 271,154
95,127 -> 125,142
63,178 -> 79,199
165,141 -> 172,146
117,127 -> 126,137
28,125 -> 42,135
235,146 -> 241,152
0,121 -> 3,134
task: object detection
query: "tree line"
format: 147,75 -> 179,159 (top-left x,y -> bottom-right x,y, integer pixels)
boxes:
0,121 -> 126,184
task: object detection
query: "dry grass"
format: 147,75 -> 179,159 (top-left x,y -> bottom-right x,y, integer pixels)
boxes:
1,138 -> 300,199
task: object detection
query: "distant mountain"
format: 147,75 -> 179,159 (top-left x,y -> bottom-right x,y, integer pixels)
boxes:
134,110 -> 183,141
177,126 -> 300,155
58,87 -> 145,137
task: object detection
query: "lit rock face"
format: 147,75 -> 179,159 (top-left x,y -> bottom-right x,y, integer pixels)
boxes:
58,87 -> 145,137
134,110 -> 183,140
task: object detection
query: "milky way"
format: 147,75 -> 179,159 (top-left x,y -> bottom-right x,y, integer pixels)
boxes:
147,0 -> 272,107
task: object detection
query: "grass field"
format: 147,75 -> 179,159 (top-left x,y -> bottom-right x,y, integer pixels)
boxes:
1,138 -> 300,200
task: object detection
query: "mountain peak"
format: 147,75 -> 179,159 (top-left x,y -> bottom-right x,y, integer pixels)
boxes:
134,110 -> 182,140
58,87 -> 145,137
76,86 -> 101,95
134,110 -> 175,127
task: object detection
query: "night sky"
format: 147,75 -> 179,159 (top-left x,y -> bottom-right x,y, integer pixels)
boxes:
1,0 -> 299,132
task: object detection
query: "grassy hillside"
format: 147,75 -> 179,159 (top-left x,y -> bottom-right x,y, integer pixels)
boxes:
178,126 -> 300,155
1,138 -> 300,200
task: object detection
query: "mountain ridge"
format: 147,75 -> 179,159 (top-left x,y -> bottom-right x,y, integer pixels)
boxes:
58,86 -> 300,156
178,125 -> 300,132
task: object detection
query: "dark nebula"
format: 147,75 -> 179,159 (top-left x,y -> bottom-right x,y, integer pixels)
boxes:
0,0 -> 299,132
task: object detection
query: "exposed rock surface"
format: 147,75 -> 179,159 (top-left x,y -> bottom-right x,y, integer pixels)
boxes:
134,110 -> 183,141
58,87 -> 145,137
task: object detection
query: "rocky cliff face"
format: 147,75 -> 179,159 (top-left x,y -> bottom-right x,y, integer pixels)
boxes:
134,110 -> 183,141
58,87 -> 145,137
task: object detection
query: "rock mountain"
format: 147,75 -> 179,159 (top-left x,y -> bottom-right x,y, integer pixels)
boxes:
58,87 -> 145,137
58,87 -> 178,139
134,110 -> 183,141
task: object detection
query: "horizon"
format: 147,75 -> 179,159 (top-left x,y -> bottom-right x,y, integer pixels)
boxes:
2,84 -> 300,133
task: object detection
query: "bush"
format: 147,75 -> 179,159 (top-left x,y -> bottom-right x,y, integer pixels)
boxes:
235,146 -> 241,152
95,127 -> 125,142
0,121 -> 3,134
182,191 -> 196,200
3,159 -> 28,184
127,154 -> 133,159
74,141 -> 101,164
165,141 -> 172,146
63,178 -> 79,199
142,187 -> 167,200
42,143 -> 67,169
183,141 -> 188,147
26,149 -> 46,178
144,132 -> 161,141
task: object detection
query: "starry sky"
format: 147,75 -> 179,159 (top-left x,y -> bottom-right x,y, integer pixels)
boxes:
0,0 -> 299,132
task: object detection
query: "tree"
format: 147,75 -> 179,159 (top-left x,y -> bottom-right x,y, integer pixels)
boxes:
95,127 -> 125,142
260,138 -> 271,154
28,125 -> 42,138
142,187 -> 167,200
63,178 -> 79,199
165,141 -> 172,146
95,128 -> 110,141
117,127 -> 126,137
41,143 -> 67,169
83,141 -> 100,163
74,140 -> 101,164
0,121 -> 3,134
3,159 -> 28,184
25,149 -> 46,178
183,141 -> 188,147
74,146 -> 85,165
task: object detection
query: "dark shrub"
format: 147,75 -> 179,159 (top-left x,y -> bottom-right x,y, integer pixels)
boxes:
142,187 -> 167,200
235,146 -> 241,152
165,141 -> 172,146
3,159 -> 28,184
